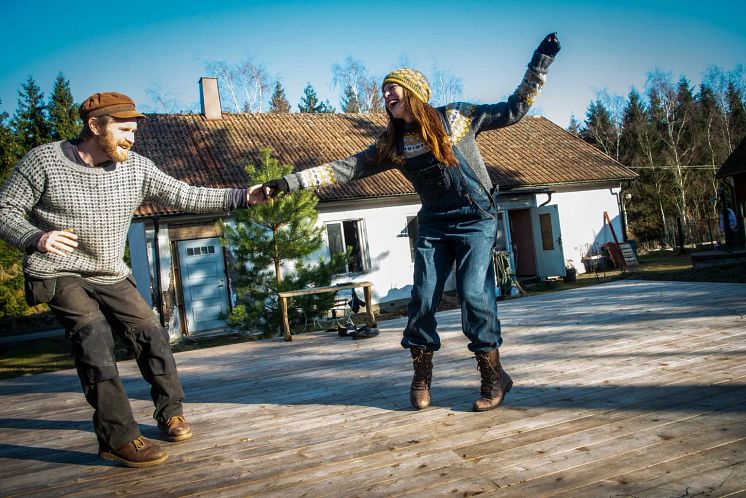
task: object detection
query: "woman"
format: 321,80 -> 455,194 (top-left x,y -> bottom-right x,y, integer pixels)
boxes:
263,33 -> 560,411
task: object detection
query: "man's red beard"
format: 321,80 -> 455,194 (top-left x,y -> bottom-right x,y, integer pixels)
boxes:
96,128 -> 131,163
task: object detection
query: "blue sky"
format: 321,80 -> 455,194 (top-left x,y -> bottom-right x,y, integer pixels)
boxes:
1,0 -> 744,127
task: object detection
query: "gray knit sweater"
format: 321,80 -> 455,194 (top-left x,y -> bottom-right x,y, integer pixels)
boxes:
283,51 -> 554,197
0,141 -> 236,284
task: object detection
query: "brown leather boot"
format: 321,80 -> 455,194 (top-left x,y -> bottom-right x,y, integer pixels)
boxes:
473,349 -> 513,412
99,436 -> 168,467
158,415 -> 193,442
410,348 -> 434,409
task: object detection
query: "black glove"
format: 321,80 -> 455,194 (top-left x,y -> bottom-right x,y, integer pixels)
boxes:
261,178 -> 290,199
537,32 -> 561,57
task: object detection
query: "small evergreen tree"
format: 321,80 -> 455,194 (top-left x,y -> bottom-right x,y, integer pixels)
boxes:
11,76 -> 51,152
368,81 -> 385,113
341,84 -> 361,113
581,99 -> 616,157
268,81 -> 291,113
726,81 -> 746,149
48,73 -> 82,140
566,114 -> 582,136
47,73 -> 81,140
0,104 -> 20,183
0,101 -> 28,322
222,148 -> 345,336
298,83 -> 335,113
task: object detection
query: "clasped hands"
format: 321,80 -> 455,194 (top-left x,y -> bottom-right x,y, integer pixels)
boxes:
248,178 -> 290,205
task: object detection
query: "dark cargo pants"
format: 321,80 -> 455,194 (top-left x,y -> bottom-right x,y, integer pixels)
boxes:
28,275 -> 184,449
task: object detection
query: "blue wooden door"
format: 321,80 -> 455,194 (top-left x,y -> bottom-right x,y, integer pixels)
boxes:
177,238 -> 229,334
530,204 -> 566,279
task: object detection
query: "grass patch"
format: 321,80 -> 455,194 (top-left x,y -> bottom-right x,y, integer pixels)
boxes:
0,309 -> 59,336
0,334 -> 73,379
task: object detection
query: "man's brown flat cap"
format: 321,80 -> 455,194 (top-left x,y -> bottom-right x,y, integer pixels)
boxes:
79,92 -> 146,120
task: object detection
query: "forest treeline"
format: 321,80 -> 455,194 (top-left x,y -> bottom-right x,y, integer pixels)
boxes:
568,66 -> 745,249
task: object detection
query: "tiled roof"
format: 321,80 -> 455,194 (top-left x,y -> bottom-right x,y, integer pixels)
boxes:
132,113 -> 637,217
716,136 -> 746,178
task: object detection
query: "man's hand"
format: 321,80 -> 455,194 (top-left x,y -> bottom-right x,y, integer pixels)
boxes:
247,184 -> 267,205
537,32 -> 561,57
37,229 -> 78,256
261,178 -> 290,199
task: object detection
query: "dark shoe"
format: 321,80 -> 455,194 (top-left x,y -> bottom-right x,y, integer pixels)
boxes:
99,436 -> 168,468
158,415 -> 193,442
473,349 -> 513,412
410,348 -> 434,410
352,325 -> 379,339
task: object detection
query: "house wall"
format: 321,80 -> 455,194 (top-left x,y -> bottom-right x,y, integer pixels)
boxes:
550,187 -> 625,274
127,184 -> 625,336
314,198 -> 422,306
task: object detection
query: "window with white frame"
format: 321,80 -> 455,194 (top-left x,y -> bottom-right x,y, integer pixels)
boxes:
325,219 -> 368,274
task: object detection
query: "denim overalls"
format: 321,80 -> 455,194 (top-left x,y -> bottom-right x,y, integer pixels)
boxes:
401,146 -> 502,353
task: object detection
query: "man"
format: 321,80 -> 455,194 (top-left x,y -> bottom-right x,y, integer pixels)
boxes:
0,92 -> 263,467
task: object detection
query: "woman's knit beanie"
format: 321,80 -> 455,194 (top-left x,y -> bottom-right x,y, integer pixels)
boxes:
382,68 -> 431,104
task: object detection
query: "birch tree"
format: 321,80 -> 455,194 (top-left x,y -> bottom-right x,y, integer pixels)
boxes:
429,63 -> 463,107
331,57 -> 380,113
204,57 -> 271,113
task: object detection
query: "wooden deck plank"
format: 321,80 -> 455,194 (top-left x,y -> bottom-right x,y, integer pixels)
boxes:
553,441 -> 746,497
0,280 -> 744,497
25,347 -> 743,496
480,420 -> 746,496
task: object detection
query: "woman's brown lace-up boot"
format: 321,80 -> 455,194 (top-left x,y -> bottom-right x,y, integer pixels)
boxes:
473,349 -> 513,412
409,348 -> 434,409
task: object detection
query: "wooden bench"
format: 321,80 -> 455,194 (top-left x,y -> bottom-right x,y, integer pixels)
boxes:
277,281 -> 377,341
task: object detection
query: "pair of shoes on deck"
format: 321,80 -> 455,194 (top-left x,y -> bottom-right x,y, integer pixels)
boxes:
100,416 -> 193,468
338,325 -> 379,339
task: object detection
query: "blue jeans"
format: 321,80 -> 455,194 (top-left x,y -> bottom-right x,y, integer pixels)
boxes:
401,203 -> 502,353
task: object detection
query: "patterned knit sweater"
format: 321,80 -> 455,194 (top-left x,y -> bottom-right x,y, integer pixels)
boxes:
0,142 -> 236,284
283,51 -> 554,197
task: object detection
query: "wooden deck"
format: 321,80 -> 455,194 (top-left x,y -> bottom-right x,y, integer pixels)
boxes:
1,280 -> 745,497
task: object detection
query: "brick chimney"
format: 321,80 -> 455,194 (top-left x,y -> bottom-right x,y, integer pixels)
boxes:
199,77 -> 222,120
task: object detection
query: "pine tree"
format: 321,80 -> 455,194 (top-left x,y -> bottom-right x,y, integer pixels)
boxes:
268,81 -> 291,113
726,81 -> 746,149
0,103 -> 28,322
11,76 -> 51,152
620,89 -> 647,166
341,84 -> 361,113
221,148 -> 345,335
47,73 -> 82,140
581,99 -> 615,156
298,83 -> 335,113
368,81 -> 385,113
0,104 -> 20,183
694,84 -> 726,167
566,114 -> 582,136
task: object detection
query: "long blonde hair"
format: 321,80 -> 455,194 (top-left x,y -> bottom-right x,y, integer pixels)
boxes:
373,90 -> 458,166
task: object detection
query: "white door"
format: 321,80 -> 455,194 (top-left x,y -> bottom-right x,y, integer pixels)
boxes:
177,238 -> 229,334
530,205 -> 566,279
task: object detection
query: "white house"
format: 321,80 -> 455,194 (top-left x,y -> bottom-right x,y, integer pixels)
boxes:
127,78 -> 637,338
